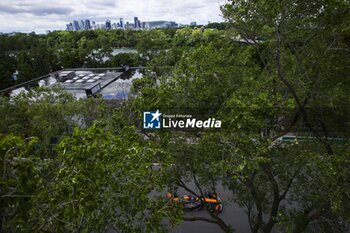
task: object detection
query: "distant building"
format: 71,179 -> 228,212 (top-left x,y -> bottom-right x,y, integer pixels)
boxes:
144,21 -> 178,29
125,22 -> 135,29
190,22 -> 197,26
141,22 -> 146,29
120,18 -> 124,28
105,20 -> 111,30
72,20 -> 80,31
95,24 -> 105,30
65,18 -> 177,31
66,19 -> 91,31
66,23 -> 73,31
134,17 -> 139,28
138,20 -> 142,28
84,19 -> 91,30
80,20 -> 85,30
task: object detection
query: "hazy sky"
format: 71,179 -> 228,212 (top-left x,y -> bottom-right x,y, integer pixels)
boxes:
0,0 -> 226,33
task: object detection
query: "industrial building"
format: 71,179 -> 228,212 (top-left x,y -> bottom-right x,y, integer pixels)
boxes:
1,68 -> 142,100
52,70 -> 122,99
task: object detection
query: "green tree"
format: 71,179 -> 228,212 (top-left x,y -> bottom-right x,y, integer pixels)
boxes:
0,87 -> 107,144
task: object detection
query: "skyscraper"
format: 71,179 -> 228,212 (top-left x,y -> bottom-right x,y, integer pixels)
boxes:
80,20 -> 85,30
138,20 -> 141,28
105,20 -> 111,30
72,20 -> 80,31
66,23 -> 73,31
84,19 -> 91,30
119,18 -> 124,28
134,17 -> 139,28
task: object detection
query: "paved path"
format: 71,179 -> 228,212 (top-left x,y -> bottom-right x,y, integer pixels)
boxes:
170,183 -> 251,233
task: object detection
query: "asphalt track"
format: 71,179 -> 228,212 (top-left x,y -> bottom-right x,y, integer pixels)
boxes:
170,183 -> 250,233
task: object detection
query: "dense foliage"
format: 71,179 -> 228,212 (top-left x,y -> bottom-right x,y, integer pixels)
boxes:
0,28 -> 219,90
0,0 -> 350,232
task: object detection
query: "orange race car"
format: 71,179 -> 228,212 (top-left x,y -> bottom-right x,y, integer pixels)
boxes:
166,191 -> 223,213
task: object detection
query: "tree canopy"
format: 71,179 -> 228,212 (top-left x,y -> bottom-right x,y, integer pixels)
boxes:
0,1 -> 349,232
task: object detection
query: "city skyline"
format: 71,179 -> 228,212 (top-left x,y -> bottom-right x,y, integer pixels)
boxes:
65,17 -> 182,31
0,0 -> 225,33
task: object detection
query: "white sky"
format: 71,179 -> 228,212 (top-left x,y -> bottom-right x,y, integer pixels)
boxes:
0,0 -> 226,33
